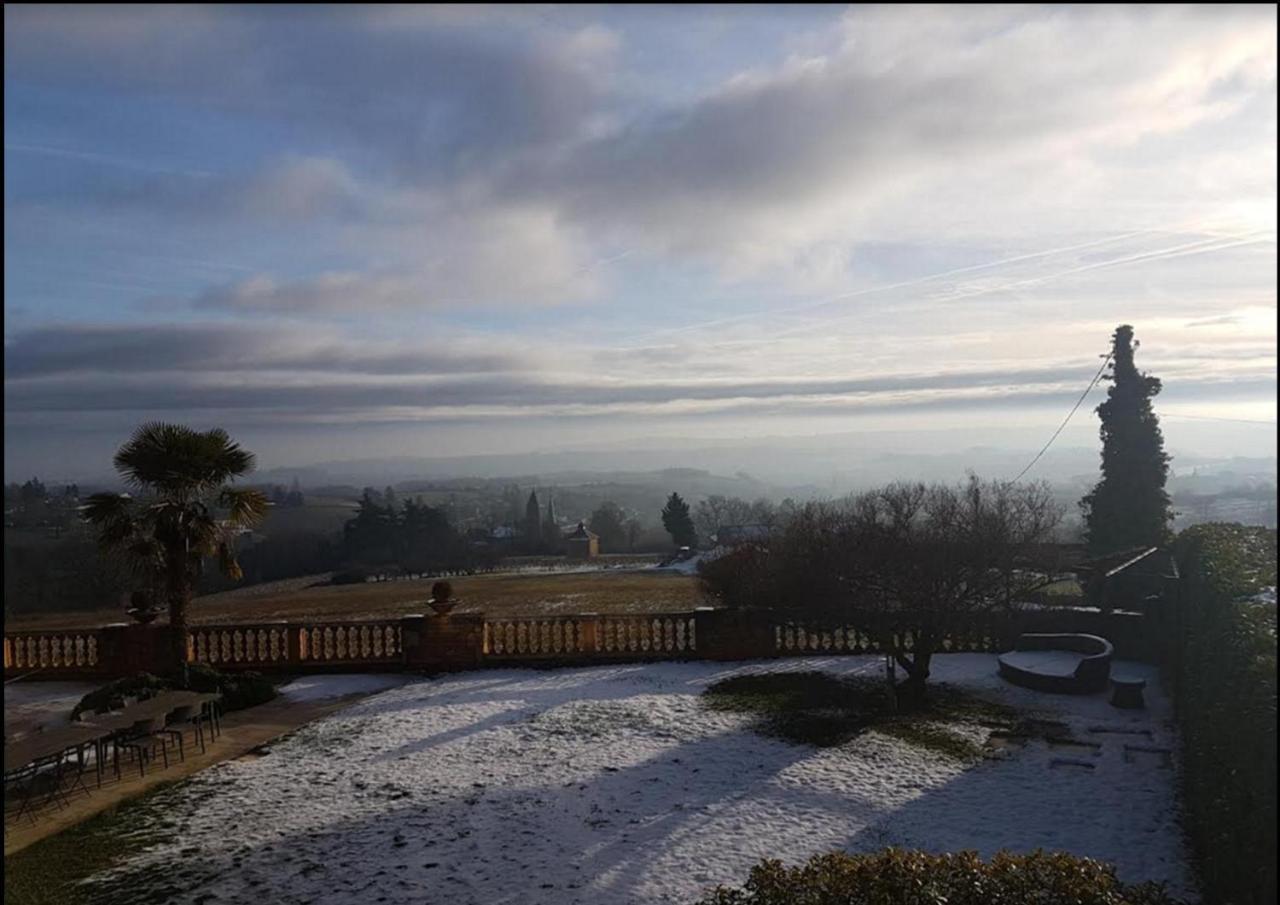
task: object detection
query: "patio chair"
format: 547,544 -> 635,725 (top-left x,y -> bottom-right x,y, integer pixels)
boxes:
49,748 -> 90,803
4,763 -> 41,823
199,697 -> 223,740
164,705 -> 203,755
5,754 -> 76,822
114,716 -> 174,778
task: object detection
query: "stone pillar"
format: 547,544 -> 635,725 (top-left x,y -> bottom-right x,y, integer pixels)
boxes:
97,623 -> 133,678
99,623 -> 174,677
286,622 -> 305,666
415,613 -> 485,671
578,615 -> 599,655
693,607 -> 778,661
400,614 -> 428,667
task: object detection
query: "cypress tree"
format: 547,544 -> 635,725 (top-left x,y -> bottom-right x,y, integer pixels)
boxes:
524,490 -> 541,553
1080,325 -> 1173,554
661,492 -> 697,547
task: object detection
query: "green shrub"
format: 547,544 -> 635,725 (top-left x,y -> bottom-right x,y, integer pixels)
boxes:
696,849 -> 1182,905
1166,524 -> 1277,905
217,670 -> 277,711
180,663 -> 277,711
703,672 -> 1014,757
71,665 -> 278,721
69,673 -> 172,720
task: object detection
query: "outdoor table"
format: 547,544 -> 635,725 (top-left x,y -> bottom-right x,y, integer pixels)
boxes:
4,724 -> 104,774
4,724 -> 104,819
79,691 -> 222,779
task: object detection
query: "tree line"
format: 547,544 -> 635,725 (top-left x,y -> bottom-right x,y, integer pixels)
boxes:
338,487 -> 498,581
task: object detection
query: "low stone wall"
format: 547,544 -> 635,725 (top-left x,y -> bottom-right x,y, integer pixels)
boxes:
3,606 -> 1157,680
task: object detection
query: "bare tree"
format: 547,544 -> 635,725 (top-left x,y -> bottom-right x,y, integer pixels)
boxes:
705,477 -> 1063,708
693,495 -> 782,540
840,478 -> 1062,705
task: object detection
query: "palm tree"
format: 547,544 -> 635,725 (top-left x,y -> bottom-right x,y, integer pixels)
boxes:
82,423 -> 269,682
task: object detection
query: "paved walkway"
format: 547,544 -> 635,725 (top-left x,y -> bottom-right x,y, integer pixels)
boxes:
4,693 -> 363,856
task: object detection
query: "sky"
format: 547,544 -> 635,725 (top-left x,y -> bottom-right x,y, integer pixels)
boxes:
4,4 -> 1277,482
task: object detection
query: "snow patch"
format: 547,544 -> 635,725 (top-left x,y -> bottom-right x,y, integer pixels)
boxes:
278,673 -> 416,703
997,649 -> 1086,678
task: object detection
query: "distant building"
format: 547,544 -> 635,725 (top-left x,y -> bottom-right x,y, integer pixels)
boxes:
565,521 -> 599,560
714,524 -> 772,546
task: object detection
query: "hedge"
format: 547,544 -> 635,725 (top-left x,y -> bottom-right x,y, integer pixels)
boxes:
71,665 -> 278,720
1166,524 -> 1277,905
695,849 -> 1182,904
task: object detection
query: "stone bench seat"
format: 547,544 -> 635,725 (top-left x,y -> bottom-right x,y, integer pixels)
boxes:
997,632 -> 1114,694
1109,675 -> 1147,709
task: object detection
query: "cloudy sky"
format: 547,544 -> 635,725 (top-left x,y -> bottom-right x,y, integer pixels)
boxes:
4,4 -> 1277,481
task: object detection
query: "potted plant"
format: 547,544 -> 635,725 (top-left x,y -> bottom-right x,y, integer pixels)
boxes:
428,580 -> 456,615
126,589 -> 160,624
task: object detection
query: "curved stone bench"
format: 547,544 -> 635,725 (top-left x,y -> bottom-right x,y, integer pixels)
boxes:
997,633 -> 1114,694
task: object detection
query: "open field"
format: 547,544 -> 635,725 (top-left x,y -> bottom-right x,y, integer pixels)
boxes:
4,568 -> 705,631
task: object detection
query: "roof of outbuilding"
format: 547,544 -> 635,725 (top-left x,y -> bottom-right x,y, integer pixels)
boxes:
1073,546 -> 1179,580
566,521 -> 597,540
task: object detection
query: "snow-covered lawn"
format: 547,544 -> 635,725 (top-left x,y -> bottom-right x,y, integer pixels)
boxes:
278,673 -> 416,703
90,655 -> 1193,904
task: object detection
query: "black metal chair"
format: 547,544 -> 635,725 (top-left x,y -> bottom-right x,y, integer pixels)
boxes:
165,704 -> 202,755
113,716 -> 173,778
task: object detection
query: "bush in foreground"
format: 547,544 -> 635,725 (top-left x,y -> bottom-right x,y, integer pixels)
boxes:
71,666 -> 277,720
1166,523 -> 1276,905
696,849 -> 1181,905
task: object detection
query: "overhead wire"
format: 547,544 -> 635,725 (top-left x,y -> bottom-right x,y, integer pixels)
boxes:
1010,351 -> 1113,482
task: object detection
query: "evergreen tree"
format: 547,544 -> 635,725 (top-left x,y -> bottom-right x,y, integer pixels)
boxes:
524,490 -> 541,553
542,493 -> 562,552
661,492 -> 697,547
1080,325 -> 1173,554
588,501 -> 628,553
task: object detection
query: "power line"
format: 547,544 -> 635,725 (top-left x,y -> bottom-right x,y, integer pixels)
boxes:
1011,352 -> 1112,483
